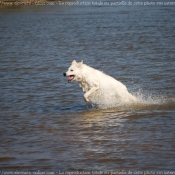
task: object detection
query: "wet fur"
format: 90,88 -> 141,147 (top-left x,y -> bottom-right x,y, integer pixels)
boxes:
64,60 -> 137,107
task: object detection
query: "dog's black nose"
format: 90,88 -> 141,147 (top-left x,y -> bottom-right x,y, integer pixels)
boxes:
63,73 -> 66,76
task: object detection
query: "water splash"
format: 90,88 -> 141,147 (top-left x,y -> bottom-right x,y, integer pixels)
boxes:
90,88 -> 175,110
132,89 -> 166,105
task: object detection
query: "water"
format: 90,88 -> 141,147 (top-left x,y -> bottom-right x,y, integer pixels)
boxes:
0,2 -> 175,173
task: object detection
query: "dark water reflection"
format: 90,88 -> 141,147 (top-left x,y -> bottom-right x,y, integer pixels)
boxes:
0,3 -> 175,172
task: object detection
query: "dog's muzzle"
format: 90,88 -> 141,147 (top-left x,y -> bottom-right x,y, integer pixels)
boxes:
63,73 -> 66,76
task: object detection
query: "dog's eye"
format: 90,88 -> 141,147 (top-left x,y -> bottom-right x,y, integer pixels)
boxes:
70,70 -> 73,71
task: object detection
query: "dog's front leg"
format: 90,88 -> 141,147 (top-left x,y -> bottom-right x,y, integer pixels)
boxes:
83,86 -> 99,102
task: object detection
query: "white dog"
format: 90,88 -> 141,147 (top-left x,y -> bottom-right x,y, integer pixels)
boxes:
63,60 -> 137,108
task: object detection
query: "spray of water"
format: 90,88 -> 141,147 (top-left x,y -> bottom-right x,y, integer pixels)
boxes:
90,88 -> 174,110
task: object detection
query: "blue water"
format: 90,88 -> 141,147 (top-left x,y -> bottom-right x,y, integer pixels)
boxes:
0,2 -> 175,173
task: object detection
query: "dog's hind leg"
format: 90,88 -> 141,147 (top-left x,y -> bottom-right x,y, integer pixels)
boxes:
83,86 -> 99,102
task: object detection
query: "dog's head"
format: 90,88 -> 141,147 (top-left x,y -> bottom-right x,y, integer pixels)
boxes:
63,60 -> 83,83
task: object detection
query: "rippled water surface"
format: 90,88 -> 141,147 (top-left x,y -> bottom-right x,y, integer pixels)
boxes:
0,3 -> 175,173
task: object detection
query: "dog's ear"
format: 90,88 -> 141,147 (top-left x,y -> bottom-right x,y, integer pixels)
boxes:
72,60 -> 77,65
78,60 -> 83,68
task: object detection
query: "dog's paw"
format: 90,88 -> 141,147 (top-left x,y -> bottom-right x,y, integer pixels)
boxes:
83,95 -> 91,102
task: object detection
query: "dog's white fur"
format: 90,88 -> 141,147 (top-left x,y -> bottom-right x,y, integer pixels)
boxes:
64,60 -> 137,108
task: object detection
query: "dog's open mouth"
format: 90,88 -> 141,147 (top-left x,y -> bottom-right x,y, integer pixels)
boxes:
68,75 -> 75,83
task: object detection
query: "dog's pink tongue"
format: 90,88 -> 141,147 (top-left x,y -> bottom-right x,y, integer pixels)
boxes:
68,76 -> 74,82
68,76 -> 72,81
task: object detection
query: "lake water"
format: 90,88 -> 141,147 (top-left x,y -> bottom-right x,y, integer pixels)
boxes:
0,2 -> 175,174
